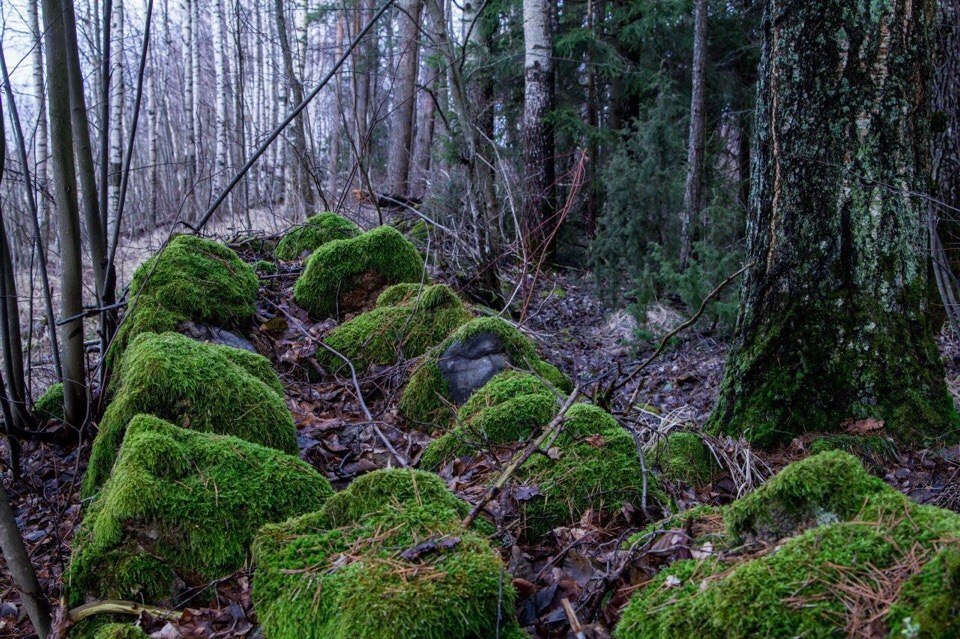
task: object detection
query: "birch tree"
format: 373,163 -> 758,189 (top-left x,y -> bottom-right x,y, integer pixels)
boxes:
679,0 -> 708,272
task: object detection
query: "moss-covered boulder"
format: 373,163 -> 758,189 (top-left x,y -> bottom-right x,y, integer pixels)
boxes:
320,284 -> 472,373
252,468 -> 524,639
83,332 -> 296,496
108,235 -> 259,367
274,212 -> 361,261
651,432 -> 718,487
67,620 -> 150,639
420,371 -> 560,471
34,382 -> 64,422
67,415 -> 332,608
614,451 -> 960,639
293,226 -> 425,319
399,317 -> 570,429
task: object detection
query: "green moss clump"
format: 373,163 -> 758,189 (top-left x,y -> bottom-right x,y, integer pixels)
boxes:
419,371 -> 559,471
274,212 -> 361,261
108,235 -> 259,368
83,332 -> 296,496
724,450 -> 892,543
35,382 -> 64,422
293,226 -> 425,319
253,259 -> 278,275
67,415 -> 332,608
615,454 -> 960,639
320,284 -> 473,373
515,403 -> 662,537
252,468 -> 523,639
809,433 -> 898,465
399,317 -> 571,429
651,432 -> 718,487
67,621 -> 149,639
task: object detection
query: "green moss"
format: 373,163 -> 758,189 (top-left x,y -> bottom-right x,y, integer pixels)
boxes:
67,620 -> 149,639
419,371 -> 560,471
724,450 -> 893,543
399,317 -> 571,429
35,382 -> 64,422
516,403 -> 662,537
616,454 -> 960,639
83,332 -> 296,497
275,212 -> 361,261
67,415 -> 332,607
651,432 -> 718,487
253,259 -> 278,275
108,235 -> 259,368
320,284 -> 473,373
626,504 -> 727,550
251,468 -> 523,639
809,434 -> 898,465
293,226 -> 425,319
888,547 -> 960,639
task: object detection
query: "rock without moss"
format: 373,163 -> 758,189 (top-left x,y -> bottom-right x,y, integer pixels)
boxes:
274,212 -> 361,261
83,332 -> 296,496
67,415 -> 332,608
319,283 -> 472,373
252,468 -> 525,639
293,226 -> 425,319
399,317 -> 570,428
107,235 -> 259,368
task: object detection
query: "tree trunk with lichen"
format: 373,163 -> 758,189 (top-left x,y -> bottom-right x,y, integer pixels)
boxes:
709,0 -> 959,448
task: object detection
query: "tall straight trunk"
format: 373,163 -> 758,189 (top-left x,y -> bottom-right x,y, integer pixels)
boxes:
709,0 -> 955,448
327,15 -> 344,194
386,0 -> 423,196
521,0 -> 556,258
679,0 -> 708,272
212,0 -> 229,196
28,0 -> 49,242
190,0 -> 202,202
42,0 -> 87,428
933,0 -> 960,270
183,0 -> 196,191
411,6 -> 438,201
231,0 -> 252,229
274,0 -> 314,212
109,0 -> 125,230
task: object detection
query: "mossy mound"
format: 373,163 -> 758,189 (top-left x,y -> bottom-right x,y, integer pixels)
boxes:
651,432 -> 718,487
274,212 -> 361,261
420,371 -> 560,471
67,415 -> 332,608
399,317 -> 571,429
320,284 -> 472,373
615,451 -> 960,639
809,433 -> 898,465
293,226 -> 425,319
252,468 -> 524,639
35,382 -> 64,422
83,332 -> 296,496
108,235 -> 259,367
68,621 -> 149,639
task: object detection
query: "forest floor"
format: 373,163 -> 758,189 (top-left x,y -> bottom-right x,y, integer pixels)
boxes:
3,230 -> 960,638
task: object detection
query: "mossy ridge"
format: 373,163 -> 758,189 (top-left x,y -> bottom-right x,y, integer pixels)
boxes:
293,225 -> 425,319
252,468 -> 524,639
67,620 -> 149,639
615,452 -> 960,639
809,433 -> 899,467
399,316 -> 571,428
107,235 -> 259,368
650,432 -> 718,487
419,371 -> 560,471
35,382 -> 64,422
888,547 -> 960,639
319,284 -> 472,373
274,212 -> 361,261
83,332 -> 296,496
67,415 -> 333,608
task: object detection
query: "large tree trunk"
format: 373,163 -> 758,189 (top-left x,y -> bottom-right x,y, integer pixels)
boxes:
42,0 -> 87,429
709,0 -> 956,447
385,0 -> 423,197
933,0 -> 960,273
679,0 -> 708,272
521,0 -> 556,259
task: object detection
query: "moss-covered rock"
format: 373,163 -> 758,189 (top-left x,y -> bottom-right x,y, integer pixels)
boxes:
83,332 -> 296,496
68,621 -> 150,639
320,284 -> 472,373
809,433 -> 898,465
252,468 -> 524,639
399,317 -> 570,429
615,452 -> 960,639
419,371 -> 560,471
651,432 -> 718,487
108,235 -> 259,368
67,415 -> 332,607
35,382 -> 64,422
274,212 -> 361,261
293,226 -> 425,319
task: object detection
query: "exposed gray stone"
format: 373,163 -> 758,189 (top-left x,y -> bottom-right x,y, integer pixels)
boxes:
178,321 -> 257,353
437,332 -> 509,404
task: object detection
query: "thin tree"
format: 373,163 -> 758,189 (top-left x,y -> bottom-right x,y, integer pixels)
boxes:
679,0 -> 708,272
385,0 -> 423,196
274,0 -> 314,212
709,0 -> 956,447
0,480 -> 51,638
